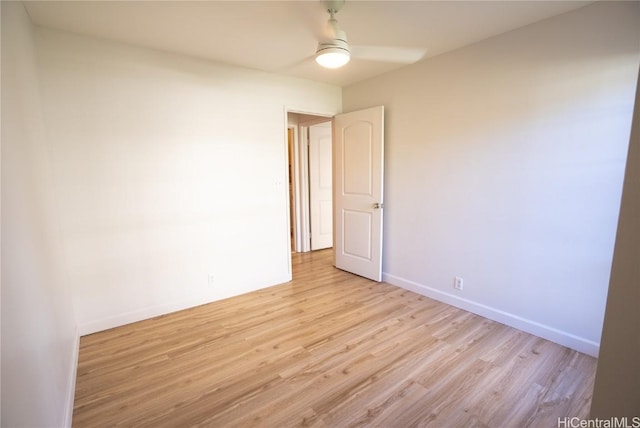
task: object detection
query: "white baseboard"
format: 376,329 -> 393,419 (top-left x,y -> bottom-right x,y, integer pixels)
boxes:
382,272 -> 599,357
64,325 -> 81,428
78,295 -> 215,336
78,276 -> 292,336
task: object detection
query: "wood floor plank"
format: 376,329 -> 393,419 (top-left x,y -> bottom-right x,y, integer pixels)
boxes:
73,249 -> 596,427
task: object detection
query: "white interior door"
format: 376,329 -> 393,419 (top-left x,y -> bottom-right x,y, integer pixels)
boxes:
334,106 -> 384,281
309,122 -> 333,250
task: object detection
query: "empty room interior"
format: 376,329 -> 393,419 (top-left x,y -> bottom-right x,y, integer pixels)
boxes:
2,1 -> 639,426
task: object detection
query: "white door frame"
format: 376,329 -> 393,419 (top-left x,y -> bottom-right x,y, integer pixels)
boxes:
285,109 -> 333,254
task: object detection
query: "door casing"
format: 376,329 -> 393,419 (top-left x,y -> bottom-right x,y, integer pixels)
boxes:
286,111 -> 333,254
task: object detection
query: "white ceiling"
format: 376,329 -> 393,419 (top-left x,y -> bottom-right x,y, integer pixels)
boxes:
24,1 -> 593,87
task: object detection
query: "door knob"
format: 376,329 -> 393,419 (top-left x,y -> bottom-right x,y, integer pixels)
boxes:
373,203 -> 384,209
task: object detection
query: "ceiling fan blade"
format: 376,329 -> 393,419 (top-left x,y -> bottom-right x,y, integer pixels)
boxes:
274,54 -> 316,73
350,45 -> 427,64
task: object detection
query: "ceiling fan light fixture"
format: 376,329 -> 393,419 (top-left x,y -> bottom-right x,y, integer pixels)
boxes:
315,46 -> 351,68
315,34 -> 350,69
315,5 -> 350,69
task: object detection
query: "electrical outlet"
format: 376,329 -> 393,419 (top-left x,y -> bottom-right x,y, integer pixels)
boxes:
208,274 -> 215,286
454,276 -> 464,291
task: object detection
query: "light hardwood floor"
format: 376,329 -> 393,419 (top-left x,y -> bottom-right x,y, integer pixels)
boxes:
73,249 -> 596,427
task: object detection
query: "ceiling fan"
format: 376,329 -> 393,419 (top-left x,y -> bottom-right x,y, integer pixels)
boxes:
314,0 -> 426,69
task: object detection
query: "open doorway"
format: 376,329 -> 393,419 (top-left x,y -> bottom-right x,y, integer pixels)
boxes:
287,106 -> 385,282
287,112 -> 333,254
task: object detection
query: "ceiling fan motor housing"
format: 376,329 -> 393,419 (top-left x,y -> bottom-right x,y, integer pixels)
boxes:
317,28 -> 349,55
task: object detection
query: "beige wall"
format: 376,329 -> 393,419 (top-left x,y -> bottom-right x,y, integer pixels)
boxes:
34,27 -> 341,335
343,1 -> 640,355
1,2 -> 79,426
590,70 -> 640,417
